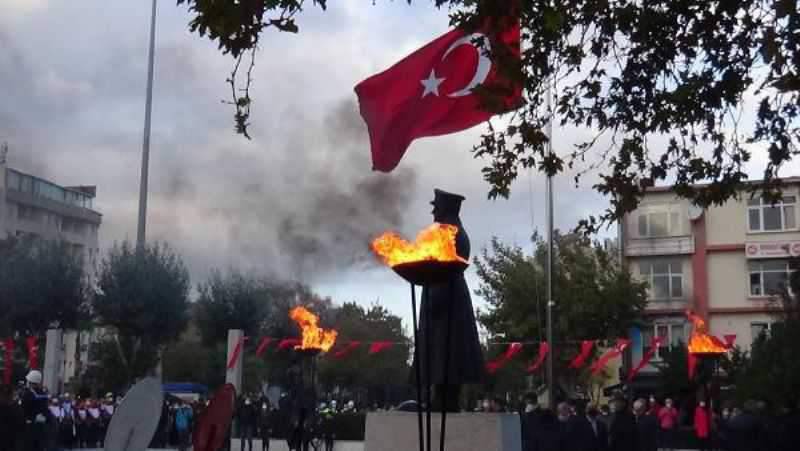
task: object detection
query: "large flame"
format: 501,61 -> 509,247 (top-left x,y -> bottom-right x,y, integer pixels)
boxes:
289,306 -> 338,352
686,310 -> 728,354
370,223 -> 468,267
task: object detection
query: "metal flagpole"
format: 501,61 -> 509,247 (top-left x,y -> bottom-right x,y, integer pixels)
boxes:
545,78 -> 555,410
137,0 -> 157,249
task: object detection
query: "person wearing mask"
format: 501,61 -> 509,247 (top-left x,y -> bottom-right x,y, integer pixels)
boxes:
87,399 -> 102,448
633,399 -> 658,451
532,405 -> 563,451
694,401 -> 711,451
100,393 -> 115,447
20,370 -> 50,451
259,400 -> 272,451
726,401 -> 761,451
608,398 -> 637,451
48,397 -> 63,450
657,398 -> 679,451
646,396 -> 660,417
60,394 -> 76,449
598,405 -> 612,430
562,402 -> 605,451
0,384 -> 22,451
75,400 -> 89,448
238,396 -> 258,451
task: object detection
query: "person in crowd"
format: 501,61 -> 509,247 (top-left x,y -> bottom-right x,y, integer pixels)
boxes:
60,394 -> 76,450
608,397 -> 637,451
694,400 -> 711,451
75,399 -> 89,448
48,396 -> 64,450
174,399 -> 193,451
598,404 -> 612,430
633,398 -> 657,451
586,404 -> 608,451
769,400 -> 800,451
530,405 -> 563,451
560,402 -> 602,451
646,396 -> 660,417
238,395 -> 258,451
657,397 -> 678,451
0,384 -> 22,451
726,400 -> 761,451
259,400 -> 272,451
520,393 -> 541,451
89,398 -> 104,448
99,393 -> 115,447
21,370 -> 50,451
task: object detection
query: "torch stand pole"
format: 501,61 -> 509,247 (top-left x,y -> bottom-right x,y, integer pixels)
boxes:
439,280 -> 455,451
410,283 -> 425,451
424,286 -> 433,451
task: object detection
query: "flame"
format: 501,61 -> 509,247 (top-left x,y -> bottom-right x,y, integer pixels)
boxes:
370,223 -> 468,267
289,306 -> 338,352
686,310 -> 728,354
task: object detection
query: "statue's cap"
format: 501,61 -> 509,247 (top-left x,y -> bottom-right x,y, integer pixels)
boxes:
431,189 -> 465,211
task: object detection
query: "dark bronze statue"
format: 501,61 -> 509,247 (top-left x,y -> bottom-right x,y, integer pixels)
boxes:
415,189 -> 485,412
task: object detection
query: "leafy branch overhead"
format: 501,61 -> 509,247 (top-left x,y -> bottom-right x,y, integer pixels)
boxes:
180,0 -> 800,228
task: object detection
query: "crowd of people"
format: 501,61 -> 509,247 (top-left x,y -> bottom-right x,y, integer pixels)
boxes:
516,393 -> 800,451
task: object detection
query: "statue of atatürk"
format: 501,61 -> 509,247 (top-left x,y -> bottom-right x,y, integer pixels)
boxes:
415,189 -> 485,411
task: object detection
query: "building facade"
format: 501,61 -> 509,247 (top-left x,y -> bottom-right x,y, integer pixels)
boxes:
623,180 -> 796,380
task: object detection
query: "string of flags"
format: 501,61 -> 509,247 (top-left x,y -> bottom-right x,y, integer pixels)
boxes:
226,335 -> 689,381
1,336 -> 39,385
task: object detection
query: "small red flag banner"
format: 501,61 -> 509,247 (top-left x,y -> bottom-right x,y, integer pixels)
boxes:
226,337 -> 247,370
590,339 -> 630,376
277,338 -> 301,350
26,336 -> 38,370
487,342 -> 523,374
527,342 -> 550,373
368,341 -> 394,355
723,334 -> 737,349
568,340 -> 595,369
332,341 -> 362,359
255,338 -> 273,357
627,336 -> 663,382
3,338 -> 14,385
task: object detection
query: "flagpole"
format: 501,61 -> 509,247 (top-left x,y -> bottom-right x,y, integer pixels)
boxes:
137,0 -> 157,249
545,78 -> 555,410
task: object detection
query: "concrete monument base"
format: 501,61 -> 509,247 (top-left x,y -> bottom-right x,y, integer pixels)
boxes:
364,412 -> 521,451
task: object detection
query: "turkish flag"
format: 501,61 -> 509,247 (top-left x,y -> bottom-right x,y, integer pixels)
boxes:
355,19 -> 521,172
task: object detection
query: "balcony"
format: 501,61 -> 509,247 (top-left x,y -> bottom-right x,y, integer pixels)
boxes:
625,235 -> 695,257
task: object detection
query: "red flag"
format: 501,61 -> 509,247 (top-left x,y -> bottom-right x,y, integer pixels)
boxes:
277,338 -> 301,350
568,340 -> 595,369
486,342 -> 523,374
627,336 -> 663,382
332,341 -> 361,359
255,337 -> 273,357
226,337 -> 247,370
354,20 -> 521,172
590,339 -> 631,376
527,342 -> 550,373
3,338 -> 14,385
26,336 -> 38,370
723,334 -> 737,349
368,341 -> 394,355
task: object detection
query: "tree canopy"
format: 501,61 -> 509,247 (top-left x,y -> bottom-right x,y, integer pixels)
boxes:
178,0 -> 800,228
474,232 -> 647,392
0,237 -> 88,336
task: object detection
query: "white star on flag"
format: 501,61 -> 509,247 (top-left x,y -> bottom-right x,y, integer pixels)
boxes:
420,69 -> 446,97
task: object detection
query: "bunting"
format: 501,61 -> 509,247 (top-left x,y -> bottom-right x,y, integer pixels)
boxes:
26,336 -> 38,370
332,341 -> 362,359
527,342 -> 549,373
627,336 -> 663,382
3,338 -> 13,385
688,353 -> 699,380
255,337 -> 273,357
368,341 -> 394,355
487,342 -> 523,374
723,334 -> 737,349
277,338 -> 301,350
568,340 -> 595,369
590,339 -> 630,376
226,336 -> 247,370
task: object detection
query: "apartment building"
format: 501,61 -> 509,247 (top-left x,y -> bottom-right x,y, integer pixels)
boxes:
622,179 -> 796,383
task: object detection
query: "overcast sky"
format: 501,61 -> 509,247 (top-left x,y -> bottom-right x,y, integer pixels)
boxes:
1,1 -> 789,333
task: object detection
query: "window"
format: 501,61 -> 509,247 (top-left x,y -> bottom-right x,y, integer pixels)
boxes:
748,196 -> 797,231
639,260 -> 684,300
642,323 -> 686,360
748,260 -> 794,296
750,322 -> 772,343
637,208 -> 683,237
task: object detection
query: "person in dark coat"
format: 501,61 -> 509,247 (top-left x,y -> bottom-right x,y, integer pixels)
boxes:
585,405 -> 609,451
238,396 -> 258,451
633,398 -> 658,451
608,398 -> 637,451
414,189 -> 485,412
520,394 -> 542,451
561,404 -> 600,451
726,401 -> 762,451
0,384 -> 22,451
532,408 -> 564,451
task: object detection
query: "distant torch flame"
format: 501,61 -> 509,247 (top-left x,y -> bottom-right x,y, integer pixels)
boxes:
686,310 -> 728,354
289,306 -> 338,352
370,223 -> 468,267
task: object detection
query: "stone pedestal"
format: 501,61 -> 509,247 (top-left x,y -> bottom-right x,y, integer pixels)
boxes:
225,329 -> 244,393
364,412 -> 521,451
